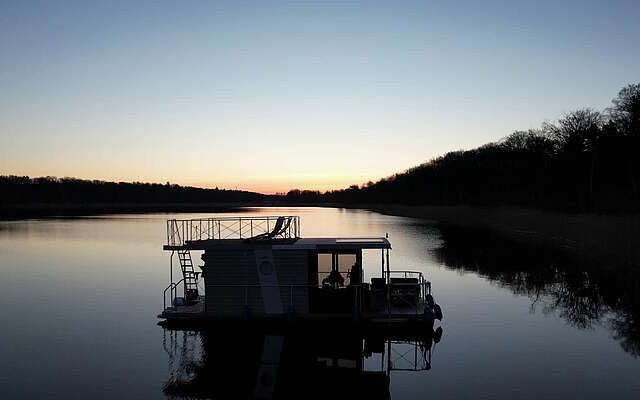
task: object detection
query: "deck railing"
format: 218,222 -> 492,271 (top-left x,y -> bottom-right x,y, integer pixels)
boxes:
166,216 -> 300,246
164,280 -> 429,316
384,270 -> 431,297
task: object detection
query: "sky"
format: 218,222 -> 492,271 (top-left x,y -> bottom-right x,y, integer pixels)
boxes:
1,1 -> 639,193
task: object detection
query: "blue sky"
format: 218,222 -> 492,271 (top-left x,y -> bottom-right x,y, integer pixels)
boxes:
1,0 -> 639,192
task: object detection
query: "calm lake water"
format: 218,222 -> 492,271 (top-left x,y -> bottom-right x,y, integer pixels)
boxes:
1,207 -> 638,399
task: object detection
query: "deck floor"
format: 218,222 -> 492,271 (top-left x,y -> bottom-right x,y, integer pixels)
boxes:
162,296 -> 204,315
159,297 -> 427,322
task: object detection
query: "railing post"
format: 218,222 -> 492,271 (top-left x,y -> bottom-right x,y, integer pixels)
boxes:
381,249 -> 384,280
386,249 -> 391,318
170,250 -> 174,291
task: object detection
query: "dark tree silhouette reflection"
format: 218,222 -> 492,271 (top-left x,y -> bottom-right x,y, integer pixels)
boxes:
433,225 -> 640,357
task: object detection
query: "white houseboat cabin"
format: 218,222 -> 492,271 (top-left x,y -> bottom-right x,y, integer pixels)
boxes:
159,216 -> 442,327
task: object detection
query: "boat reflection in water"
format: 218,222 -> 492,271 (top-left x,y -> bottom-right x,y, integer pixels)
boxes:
161,324 -> 443,399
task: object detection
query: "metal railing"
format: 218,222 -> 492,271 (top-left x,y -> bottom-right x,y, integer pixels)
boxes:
163,280 -> 430,316
382,270 -> 431,308
163,278 -> 185,310
164,283 -> 316,312
166,216 -> 300,246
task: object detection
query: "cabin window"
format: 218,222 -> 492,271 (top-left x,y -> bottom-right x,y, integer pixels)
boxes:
317,252 -> 359,288
337,254 -> 356,286
317,253 -> 332,286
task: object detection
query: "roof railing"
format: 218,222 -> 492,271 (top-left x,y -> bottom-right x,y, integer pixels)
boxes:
166,216 -> 300,246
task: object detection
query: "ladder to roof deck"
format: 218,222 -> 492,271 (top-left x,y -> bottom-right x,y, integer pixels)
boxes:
177,250 -> 199,303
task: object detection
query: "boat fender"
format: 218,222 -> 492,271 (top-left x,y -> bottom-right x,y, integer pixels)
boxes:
426,294 -> 435,307
173,297 -> 185,307
434,326 -> 443,344
433,303 -> 443,321
423,306 -> 435,325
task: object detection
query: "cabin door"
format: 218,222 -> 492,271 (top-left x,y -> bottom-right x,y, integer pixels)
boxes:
255,248 -> 283,314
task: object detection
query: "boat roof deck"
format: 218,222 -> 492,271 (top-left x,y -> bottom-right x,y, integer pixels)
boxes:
164,237 -> 391,251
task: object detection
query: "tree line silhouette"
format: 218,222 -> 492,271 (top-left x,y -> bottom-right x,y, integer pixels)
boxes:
287,83 -> 640,213
0,176 -> 265,205
2,83 -> 638,214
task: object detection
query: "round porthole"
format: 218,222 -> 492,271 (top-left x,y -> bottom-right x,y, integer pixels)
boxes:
259,260 -> 274,275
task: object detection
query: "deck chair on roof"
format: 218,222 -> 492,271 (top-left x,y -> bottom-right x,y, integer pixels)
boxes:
248,216 -> 291,241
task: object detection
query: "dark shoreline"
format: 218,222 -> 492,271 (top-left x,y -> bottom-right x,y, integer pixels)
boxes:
2,202 -> 639,266
0,202 -> 267,219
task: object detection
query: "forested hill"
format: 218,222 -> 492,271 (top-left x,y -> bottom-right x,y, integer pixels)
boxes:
0,177 -> 267,205
287,83 -> 640,213
3,83 -> 639,215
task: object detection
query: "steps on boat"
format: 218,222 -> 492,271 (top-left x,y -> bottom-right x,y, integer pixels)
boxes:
177,250 -> 199,303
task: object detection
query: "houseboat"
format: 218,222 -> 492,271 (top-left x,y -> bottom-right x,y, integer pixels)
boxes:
159,215 -> 443,329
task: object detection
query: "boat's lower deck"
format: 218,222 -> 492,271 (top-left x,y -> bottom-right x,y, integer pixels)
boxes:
158,297 -> 433,332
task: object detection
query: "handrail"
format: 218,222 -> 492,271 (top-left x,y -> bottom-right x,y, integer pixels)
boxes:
166,216 -> 300,246
380,270 -> 431,312
163,278 -> 185,310
163,281 -> 428,315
